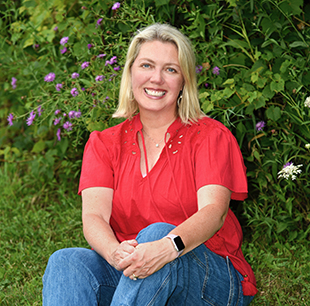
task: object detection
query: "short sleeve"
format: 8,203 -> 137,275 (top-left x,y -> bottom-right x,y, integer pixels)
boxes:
78,131 -> 114,195
195,124 -> 248,201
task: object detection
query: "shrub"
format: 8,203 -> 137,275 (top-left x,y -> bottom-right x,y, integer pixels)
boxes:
0,0 -> 309,243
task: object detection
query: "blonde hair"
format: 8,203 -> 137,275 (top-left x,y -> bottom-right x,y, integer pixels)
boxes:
113,23 -> 204,124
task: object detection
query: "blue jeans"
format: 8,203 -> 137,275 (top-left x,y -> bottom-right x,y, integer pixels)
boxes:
43,222 -> 255,305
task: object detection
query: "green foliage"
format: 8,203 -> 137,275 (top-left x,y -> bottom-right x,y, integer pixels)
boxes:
0,0 -> 310,302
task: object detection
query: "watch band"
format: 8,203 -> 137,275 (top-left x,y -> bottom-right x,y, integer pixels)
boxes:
164,234 -> 185,257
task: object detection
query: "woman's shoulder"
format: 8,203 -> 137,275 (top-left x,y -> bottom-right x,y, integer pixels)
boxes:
188,116 -> 232,137
89,117 -> 133,141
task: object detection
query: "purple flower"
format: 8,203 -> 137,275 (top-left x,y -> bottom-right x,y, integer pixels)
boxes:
68,111 -> 76,119
26,110 -> 36,126
75,110 -> 81,118
55,83 -> 63,91
204,83 -> 209,88
81,87 -> 85,91
7,113 -> 14,126
55,109 -> 61,115
87,44 -> 93,49
81,61 -> 90,69
33,44 -> 40,49
105,96 -> 109,100
195,65 -> 203,74
63,121 -> 73,131
105,56 -> 117,66
54,117 -> 62,125
60,37 -> 69,45
283,162 -> 293,168
71,72 -> 79,79
56,128 -> 61,141
97,54 -> 106,58
113,66 -> 121,71
95,75 -> 105,82
71,88 -> 79,97
60,47 -> 67,54
11,77 -> 17,89
97,18 -> 103,26
212,66 -> 220,75
112,2 -> 121,10
256,121 -> 266,131
53,26 -> 58,31
44,72 -> 56,82
37,105 -> 43,117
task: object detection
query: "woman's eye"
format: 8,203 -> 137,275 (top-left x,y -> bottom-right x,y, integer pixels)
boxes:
142,64 -> 151,68
167,67 -> 176,73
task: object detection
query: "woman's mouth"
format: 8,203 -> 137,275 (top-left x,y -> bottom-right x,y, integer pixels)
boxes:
144,88 -> 166,97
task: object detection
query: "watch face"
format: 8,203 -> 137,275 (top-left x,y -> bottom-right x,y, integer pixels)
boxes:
174,236 -> 185,251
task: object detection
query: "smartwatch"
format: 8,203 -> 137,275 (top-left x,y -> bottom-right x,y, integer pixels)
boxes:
164,234 -> 185,257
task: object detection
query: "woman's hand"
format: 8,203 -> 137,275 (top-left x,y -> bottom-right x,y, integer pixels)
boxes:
117,238 -> 178,280
110,239 -> 139,271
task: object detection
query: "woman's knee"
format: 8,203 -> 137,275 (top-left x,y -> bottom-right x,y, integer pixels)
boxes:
136,222 -> 176,243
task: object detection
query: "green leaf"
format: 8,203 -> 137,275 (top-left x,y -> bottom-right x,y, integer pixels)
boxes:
31,141 -> 46,153
266,106 -> 281,122
289,41 -> 308,48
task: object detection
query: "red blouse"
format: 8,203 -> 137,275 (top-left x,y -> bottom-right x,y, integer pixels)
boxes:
78,114 -> 257,296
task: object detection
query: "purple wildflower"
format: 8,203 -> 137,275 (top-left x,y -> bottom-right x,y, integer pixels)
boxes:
33,44 -> 40,49
97,18 -> 103,26
68,111 -> 76,119
81,87 -> 85,91
11,77 -> 17,89
105,96 -> 109,100
75,110 -> 81,118
95,75 -> 105,82
212,66 -> 220,75
81,61 -> 90,69
53,26 -> 58,31
60,37 -> 69,45
112,2 -> 121,10
63,121 -> 73,131
7,113 -> 14,126
71,88 -> 79,97
61,47 -> 67,54
37,105 -> 43,117
113,66 -> 121,71
87,44 -> 93,49
195,65 -> 203,74
54,117 -> 62,125
105,56 -> 117,66
44,72 -> 56,82
55,83 -> 63,91
26,110 -> 36,126
71,72 -> 79,79
256,121 -> 266,132
56,128 -> 61,141
55,109 -> 61,115
97,54 -> 106,58
204,83 -> 209,88
283,162 -> 293,168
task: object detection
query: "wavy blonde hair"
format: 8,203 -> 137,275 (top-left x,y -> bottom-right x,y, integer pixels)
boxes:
113,23 -> 204,124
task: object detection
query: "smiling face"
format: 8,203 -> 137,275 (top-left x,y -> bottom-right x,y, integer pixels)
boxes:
131,40 -> 184,118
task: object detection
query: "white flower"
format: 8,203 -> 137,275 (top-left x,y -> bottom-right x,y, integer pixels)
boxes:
278,162 -> 302,180
306,144 -> 310,150
304,96 -> 310,108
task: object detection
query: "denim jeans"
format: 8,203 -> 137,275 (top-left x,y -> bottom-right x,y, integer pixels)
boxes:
43,222 -> 255,305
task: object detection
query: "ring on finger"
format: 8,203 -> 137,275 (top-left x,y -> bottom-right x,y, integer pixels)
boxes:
132,273 -> 138,281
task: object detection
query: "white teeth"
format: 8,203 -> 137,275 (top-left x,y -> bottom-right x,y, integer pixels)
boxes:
145,88 -> 166,97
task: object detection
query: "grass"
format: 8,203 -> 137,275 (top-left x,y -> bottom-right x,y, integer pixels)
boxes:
0,163 -> 309,305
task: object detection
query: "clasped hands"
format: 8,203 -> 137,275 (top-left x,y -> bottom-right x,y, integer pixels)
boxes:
110,238 -> 177,280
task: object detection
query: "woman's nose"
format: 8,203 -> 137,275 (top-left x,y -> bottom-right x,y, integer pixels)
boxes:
150,68 -> 164,84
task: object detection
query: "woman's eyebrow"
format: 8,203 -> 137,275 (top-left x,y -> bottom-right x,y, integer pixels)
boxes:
137,57 -> 180,67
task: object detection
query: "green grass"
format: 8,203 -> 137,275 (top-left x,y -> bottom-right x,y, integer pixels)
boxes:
0,163 -> 309,305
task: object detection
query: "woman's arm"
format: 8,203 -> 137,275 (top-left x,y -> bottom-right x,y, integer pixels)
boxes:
118,184 -> 231,279
82,187 -> 138,270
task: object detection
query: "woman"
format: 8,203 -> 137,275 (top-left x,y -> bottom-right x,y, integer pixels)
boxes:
43,23 -> 257,305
